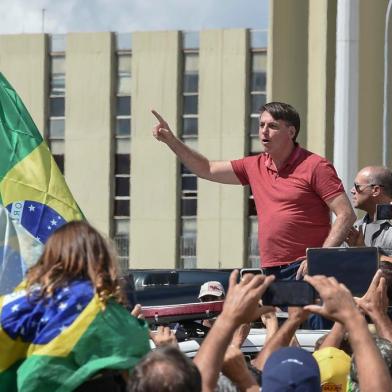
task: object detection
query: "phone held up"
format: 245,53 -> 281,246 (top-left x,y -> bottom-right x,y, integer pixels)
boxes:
262,281 -> 316,307
239,268 -> 316,306
239,268 -> 263,278
376,204 -> 392,221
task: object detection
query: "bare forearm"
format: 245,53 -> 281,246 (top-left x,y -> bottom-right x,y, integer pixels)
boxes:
166,137 -> 212,179
194,315 -> 236,392
319,322 -> 345,349
346,313 -> 392,392
371,313 -> 392,342
253,318 -> 301,370
323,213 -> 355,247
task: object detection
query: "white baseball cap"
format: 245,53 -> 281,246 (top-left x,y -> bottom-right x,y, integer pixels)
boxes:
198,281 -> 225,299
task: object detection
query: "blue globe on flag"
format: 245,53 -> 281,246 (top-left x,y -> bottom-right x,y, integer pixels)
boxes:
6,201 -> 66,244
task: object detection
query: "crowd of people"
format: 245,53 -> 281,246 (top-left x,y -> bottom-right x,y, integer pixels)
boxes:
1,101 -> 392,390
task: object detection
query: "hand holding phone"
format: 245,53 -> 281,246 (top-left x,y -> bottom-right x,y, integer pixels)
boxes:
262,281 -> 316,307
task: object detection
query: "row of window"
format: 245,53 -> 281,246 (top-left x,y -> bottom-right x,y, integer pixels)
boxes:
44,32 -> 266,269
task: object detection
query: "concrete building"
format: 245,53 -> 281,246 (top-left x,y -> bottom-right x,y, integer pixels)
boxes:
0,0 -> 390,271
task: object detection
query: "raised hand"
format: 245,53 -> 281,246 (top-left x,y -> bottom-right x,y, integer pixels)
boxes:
355,269 -> 388,317
303,275 -> 359,324
221,270 -> 275,325
151,109 -> 175,144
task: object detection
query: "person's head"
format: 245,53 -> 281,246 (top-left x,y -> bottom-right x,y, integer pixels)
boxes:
128,346 -> 201,392
314,332 -> 352,357
262,347 -> 321,391
258,102 -> 300,156
351,166 -> 392,212
350,337 -> 392,392
26,220 -> 125,305
198,281 -> 225,302
313,347 -> 351,391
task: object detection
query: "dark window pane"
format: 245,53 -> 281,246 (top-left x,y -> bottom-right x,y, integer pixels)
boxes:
116,118 -> 131,136
53,154 -> 64,174
250,117 -> 259,136
251,72 -> 266,92
49,118 -> 65,138
251,94 -> 266,113
115,177 -> 130,197
115,154 -> 130,175
114,199 -> 130,216
183,74 -> 198,93
49,97 -> 65,117
182,117 -> 198,136
248,198 -> 257,216
182,176 -> 197,191
183,95 -> 198,115
116,96 -> 131,116
181,198 -> 197,216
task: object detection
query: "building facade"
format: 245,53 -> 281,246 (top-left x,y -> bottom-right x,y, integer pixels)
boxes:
0,0 -> 390,271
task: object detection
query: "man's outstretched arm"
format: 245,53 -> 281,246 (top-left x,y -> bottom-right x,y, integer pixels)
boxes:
152,110 -> 241,185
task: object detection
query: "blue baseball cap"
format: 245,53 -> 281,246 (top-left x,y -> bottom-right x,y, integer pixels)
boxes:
262,347 -> 321,391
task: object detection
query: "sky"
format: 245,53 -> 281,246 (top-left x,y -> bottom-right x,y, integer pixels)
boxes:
0,0 -> 269,34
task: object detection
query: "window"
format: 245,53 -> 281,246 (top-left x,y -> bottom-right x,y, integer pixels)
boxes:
179,35 -> 199,269
47,35 -> 66,175
247,31 -> 267,267
113,34 -> 132,272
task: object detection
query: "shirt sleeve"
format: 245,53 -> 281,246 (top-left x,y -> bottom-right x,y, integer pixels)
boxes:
311,160 -> 345,202
230,158 -> 250,186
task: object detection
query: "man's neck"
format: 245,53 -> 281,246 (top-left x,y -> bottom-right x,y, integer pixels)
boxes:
269,143 -> 296,170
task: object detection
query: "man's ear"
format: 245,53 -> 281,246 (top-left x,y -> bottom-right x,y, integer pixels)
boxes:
289,126 -> 296,140
373,185 -> 383,197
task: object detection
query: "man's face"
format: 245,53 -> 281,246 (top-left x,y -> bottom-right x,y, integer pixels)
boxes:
351,170 -> 375,211
258,111 -> 296,155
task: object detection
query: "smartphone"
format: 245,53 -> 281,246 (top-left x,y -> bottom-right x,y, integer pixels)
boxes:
240,268 -> 263,278
376,204 -> 392,220
262,281 -> 316,307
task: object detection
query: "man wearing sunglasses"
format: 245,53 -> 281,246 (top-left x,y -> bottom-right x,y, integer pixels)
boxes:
347,166 -> 392,301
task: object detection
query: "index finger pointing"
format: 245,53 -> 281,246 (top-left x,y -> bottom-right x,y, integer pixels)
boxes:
151,109 -> 166,124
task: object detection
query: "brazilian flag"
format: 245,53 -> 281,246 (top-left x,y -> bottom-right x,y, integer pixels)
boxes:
0,72 -> 83,244
0,280 -> 150,391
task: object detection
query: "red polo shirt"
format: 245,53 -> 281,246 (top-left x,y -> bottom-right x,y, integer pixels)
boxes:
231,145 -> 344,267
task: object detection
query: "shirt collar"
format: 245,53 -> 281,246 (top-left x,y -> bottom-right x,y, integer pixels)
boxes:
264,143 -> 301,172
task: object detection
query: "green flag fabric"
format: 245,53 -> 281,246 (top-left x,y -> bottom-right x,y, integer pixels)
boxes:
0,72 -> 83,245
0,280 -> 150,391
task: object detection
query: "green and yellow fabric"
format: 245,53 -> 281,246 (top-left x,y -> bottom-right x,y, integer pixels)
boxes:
0,280 -> 150,391
0,72 -> 83,244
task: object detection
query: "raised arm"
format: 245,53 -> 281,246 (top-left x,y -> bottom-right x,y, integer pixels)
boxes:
152,110 -> 241,185
193,270 -> 274,392
252,307 -> 308,371
304,275 -> 392,392
355,269 -> 392,342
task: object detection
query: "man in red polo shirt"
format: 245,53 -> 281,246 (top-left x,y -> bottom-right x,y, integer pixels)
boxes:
151,102 -> 355,279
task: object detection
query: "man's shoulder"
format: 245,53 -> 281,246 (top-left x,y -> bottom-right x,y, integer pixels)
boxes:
298,147 -> 331,164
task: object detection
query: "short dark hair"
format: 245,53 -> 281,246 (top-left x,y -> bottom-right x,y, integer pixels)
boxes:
260,102 -> 301,141
128,346 -> 201,392
367,166 -> 392,198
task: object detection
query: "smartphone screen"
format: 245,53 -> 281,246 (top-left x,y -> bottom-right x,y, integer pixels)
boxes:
240,268 -> 263,278
262,281 -> 316,306
376,204 -> 392,220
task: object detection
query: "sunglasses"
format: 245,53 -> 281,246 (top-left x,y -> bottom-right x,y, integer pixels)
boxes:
353,183 -> 384,192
